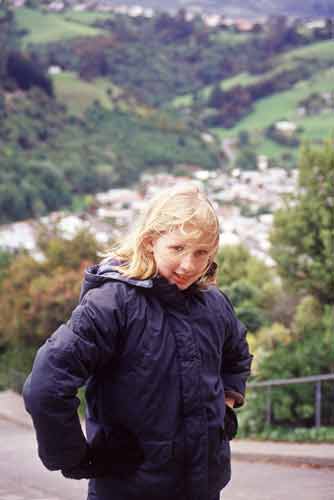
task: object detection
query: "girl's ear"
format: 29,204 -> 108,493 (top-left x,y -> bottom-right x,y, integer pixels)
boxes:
143,235 -> 154,254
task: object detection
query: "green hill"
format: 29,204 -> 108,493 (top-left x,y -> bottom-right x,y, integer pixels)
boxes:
53,71 -> 115,115
169,36 -> 334,162
1,4 -> 333,223
0,83 -> 219,224
208,41 -> 334,161
16,8 -> 109,46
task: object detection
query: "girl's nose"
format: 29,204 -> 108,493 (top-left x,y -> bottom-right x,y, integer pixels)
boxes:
179,254 -> 196,274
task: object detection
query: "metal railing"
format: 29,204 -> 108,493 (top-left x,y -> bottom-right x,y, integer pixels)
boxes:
2,369 -> 334,428
248,373 -> 334,427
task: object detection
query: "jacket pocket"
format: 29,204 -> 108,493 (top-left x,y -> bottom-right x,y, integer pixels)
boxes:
102,425 -> 144,477
61,445 -> 113,480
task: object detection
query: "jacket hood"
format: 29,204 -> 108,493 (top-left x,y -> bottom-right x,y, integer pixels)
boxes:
79,263 -> 153,302
80,263 -> 204,309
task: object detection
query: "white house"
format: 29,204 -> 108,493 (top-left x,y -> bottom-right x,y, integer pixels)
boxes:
48,66 -> 62,75
275,121 -> 297,135
48,1 -> 65,12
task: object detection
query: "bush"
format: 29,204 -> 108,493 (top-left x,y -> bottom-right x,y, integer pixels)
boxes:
237,424 -> 334,443
0,345 -> 36,392
0,230 -> 101,348
7,51 -> 54,97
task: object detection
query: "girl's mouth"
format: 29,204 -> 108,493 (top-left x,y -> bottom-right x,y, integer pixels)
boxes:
173,272 -> 190,283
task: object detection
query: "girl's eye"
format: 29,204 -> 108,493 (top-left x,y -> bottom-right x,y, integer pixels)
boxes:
172,246 -> 184,252
196,249 -> 209,257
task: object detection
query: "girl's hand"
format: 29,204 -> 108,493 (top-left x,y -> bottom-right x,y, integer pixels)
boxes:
225,397 -> 235,409
61,446 -> 111,480
224,404 -> 238,440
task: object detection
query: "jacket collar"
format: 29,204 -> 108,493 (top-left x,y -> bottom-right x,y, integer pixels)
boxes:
83,264 -> 204,309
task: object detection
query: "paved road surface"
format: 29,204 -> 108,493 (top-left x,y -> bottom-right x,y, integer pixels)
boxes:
0,421 -> 332,500
0,420 -> 86,500
224,461 -> 333,500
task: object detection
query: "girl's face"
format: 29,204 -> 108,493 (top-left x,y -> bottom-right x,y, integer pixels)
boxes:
148,226 -> 214,290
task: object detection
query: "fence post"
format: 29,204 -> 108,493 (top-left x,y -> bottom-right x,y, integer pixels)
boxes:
315,381 -> 322,428
266,385 -> 272,426
248,374 -> 334,429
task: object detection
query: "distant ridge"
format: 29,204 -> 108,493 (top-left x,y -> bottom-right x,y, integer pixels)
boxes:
100,0 -> 334,18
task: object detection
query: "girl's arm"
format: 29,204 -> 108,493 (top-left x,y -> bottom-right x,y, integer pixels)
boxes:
23,284 -> 125,472
220,292 -> 253,408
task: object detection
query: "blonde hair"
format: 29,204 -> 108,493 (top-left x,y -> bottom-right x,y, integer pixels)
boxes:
102,184 -> 220,288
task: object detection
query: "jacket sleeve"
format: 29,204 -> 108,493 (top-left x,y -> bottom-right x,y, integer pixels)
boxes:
220,292 -> 253,408
22,284 -> 126,471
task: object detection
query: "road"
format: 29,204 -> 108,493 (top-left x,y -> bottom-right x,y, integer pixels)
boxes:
0,420 -> 86,500
0,420 -> 332,500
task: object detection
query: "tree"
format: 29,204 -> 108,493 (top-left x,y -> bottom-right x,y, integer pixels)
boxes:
234,148 -> 258,170
235,301 -> 267,333
270,142 -> 334,304
223,278 -> 268,332
225,279 -> 260,307
0,248 -> 13,285
217,245 -> 275,333
208,84 -> 225,109
25,0 -> 40,8
0,1 -> 16,83
238,130 -> 250,147
243,298 -> 334,431
254,301 -> 334,426
266,15 -> 288,53
217,244 -> 273,290
7,52 -> 54,97
39,229 -> 102,271
0,159 -> 72,223
0,230 -> 101,347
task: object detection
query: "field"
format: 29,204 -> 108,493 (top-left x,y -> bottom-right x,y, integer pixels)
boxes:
170,73 -> 265,108
281,39 -> 334,63
170,39 -> 334,110
213,66 -> 334,141
252,136 -> 299,160
15,8 -> 108,46
209,31 -> 255,45
64,10 -> 114,25
53,72 -> 115,115
10,9 -> 334,166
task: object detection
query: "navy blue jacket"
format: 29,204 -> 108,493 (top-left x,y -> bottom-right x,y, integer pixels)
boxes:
23,264 -> 252,500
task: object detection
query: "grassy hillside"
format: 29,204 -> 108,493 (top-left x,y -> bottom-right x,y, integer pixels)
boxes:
281,39 -> 334,64
171,38 -> 334,109
0,87 -> 219,223
53,71 -> 115,115
64,10 -> 114,25
213,65 -> 334,138
15,6 -> 271,107
169,38 -> 334,162
16,8 -> 108,46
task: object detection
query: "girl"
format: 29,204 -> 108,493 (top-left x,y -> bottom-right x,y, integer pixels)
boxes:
23,184 -> 252,500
